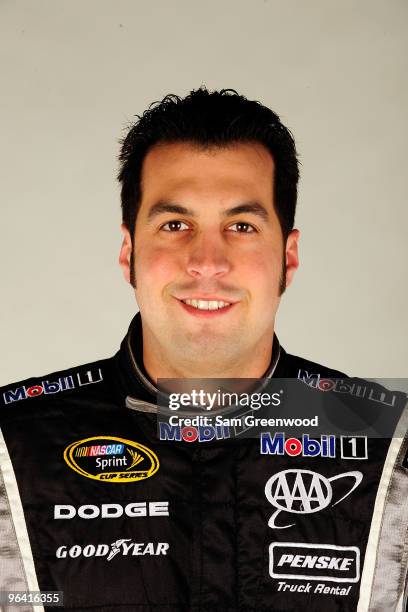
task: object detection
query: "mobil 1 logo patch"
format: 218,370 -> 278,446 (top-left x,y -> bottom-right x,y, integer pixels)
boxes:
260,433 -> 367,460
269,543 -> 360,583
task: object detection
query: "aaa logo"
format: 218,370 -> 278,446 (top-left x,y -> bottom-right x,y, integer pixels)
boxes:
265,469 -> 362,529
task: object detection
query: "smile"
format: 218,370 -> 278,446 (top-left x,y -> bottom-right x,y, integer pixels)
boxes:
177,298 -> 236,317
181,299 -> 231,311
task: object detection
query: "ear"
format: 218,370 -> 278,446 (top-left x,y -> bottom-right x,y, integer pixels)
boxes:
118,223 -> 133,284
285,229 -> 300,289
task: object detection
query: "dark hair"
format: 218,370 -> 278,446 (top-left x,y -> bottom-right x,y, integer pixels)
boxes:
118,87 -> 299,242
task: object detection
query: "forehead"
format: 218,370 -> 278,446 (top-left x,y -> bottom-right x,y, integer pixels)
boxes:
139,141 -> 275,206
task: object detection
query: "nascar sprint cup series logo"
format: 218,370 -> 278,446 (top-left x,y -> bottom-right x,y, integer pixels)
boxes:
63,436 -> 159,483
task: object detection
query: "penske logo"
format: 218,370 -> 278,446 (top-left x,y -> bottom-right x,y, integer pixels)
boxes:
269,543 -> 360,583
63,436 -> 159,483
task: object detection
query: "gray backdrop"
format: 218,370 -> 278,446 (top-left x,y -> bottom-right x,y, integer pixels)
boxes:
1,0 -> 407,385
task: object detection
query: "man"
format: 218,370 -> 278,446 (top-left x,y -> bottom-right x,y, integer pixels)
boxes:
1,88 -> 407,611
117,89 -> 299,382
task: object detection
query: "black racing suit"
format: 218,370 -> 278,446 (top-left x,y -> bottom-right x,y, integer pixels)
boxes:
0,312 -> 407,612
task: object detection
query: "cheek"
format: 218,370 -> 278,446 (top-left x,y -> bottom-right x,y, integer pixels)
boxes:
241,246 -> 281,286
135,246 -> 180,288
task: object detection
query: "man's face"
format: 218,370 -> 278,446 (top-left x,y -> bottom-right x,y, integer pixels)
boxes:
120,141 -> 299,375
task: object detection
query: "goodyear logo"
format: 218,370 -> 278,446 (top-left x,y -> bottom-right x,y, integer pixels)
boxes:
63,436 -> 159,483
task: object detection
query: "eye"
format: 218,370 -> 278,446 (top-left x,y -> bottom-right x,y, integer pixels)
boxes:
160,220 -> 190,232
227,222 -> 256,233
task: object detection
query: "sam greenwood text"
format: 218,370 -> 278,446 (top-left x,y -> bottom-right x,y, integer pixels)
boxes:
167,415 -> 319,428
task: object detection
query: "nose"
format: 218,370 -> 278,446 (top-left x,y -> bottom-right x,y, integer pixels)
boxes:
186,232 -> 231,278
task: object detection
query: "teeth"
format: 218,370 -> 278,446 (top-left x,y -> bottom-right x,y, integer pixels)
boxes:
183,299 -> 231,310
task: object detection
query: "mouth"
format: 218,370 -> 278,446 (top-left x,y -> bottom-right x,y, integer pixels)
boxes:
177,297 -> 236,317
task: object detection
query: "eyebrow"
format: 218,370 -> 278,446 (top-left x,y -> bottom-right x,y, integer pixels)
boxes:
146,201 -> 270,222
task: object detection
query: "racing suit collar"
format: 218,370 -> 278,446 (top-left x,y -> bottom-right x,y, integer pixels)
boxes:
121,311 -> 282,411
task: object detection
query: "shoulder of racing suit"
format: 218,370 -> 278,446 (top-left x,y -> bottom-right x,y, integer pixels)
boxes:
277,348 -> 348,379
0,357 -> 114,416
